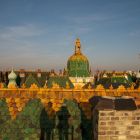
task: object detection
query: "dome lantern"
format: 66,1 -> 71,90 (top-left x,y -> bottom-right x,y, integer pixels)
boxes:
75,38 -> 81,54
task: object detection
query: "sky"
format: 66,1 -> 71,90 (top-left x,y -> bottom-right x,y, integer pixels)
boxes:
0,0 -> 140,72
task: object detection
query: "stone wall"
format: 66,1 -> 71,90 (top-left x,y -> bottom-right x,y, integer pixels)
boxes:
98,110 -> 140,140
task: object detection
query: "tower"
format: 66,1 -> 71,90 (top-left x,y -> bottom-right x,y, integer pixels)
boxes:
67,38 -> 90,77
8,69 -> 17,88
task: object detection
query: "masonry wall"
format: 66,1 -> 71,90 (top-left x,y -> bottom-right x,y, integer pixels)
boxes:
98,110 -> 140,140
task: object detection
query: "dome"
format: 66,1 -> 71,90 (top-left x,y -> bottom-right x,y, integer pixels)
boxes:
67,38 -> 90,77
68,53 -> 88,62
8,69 -> 17,80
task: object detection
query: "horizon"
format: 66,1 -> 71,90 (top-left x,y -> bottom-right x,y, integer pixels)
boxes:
0,0 -> 140,71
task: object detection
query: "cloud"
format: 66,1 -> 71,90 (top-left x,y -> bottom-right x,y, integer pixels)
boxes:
0,24 -> 46,40
0,24 -> 72,69
65,14 -> 112,25
62,14 -> 113,35
0,24 -> 48,62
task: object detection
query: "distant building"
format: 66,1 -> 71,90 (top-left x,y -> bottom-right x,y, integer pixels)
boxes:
0,39 -> 138,89
67,38 -> 94,88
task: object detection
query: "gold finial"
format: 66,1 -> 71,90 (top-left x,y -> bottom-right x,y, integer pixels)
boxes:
88,84 -> 92,89
117,85 -> 126,91
75,38 -> 81,54
21,83 -> 26,89
66,81 -> 70,89
30,83 -> 38,89
96,84 -> 105,90
52,82 -> 60,89
109,84 -> 114,90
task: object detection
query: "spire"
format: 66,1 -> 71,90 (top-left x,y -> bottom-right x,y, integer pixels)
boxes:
75,38 -> 81,54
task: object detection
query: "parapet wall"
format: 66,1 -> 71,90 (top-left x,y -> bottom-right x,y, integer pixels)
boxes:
98,110 -> 140,140
0,87 -> 140,120
0,87 -> 140,139
0,87 -> 140,101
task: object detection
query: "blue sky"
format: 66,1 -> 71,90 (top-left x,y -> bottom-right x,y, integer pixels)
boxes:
0,0 -> 140,71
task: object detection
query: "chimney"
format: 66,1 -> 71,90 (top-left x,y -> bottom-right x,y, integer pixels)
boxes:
37,69 -> 41,78
19,69 -> 25,78
59,69 -> 63,76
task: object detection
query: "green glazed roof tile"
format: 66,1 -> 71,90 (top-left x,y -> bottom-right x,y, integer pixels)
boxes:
47,76 -> 74,88
24,74 -> 41,88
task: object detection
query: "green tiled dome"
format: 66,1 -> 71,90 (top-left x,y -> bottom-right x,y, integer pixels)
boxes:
67,38 -> 90,77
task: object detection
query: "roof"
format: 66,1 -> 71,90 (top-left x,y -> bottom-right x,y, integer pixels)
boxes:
36,72 -> 47,87
16,71 -> 48,87
103,83 -> 131,89
24,74 -> 41,88
89,96 -> 137,111
111,76 -> 132,84
47,76 -> 74,88
68,53 -> 88,62
96,76 -> 132,89
82,82 -> 95,89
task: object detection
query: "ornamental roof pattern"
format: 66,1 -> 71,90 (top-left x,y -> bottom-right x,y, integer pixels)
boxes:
24,74 -> 41,88
47,76 -> 74,89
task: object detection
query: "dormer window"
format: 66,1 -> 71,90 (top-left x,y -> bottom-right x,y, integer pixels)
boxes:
20,73 -> 25,78
37,69 -> 41,78
20,69 -> 25,78
37,73 -> 41,78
